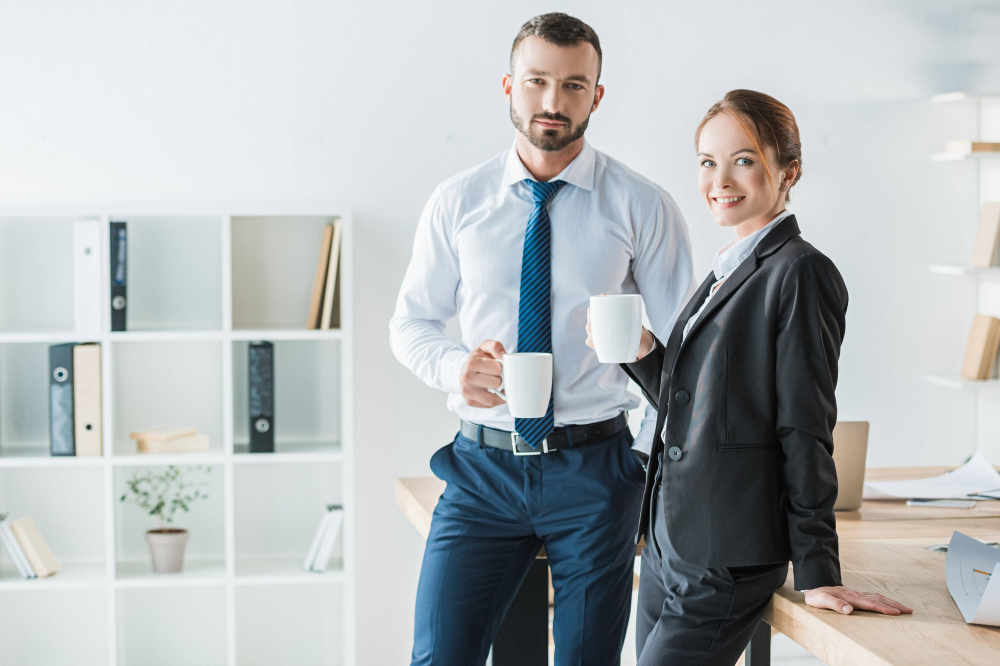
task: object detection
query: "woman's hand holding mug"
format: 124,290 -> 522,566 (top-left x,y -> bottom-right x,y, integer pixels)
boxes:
587,294 -> 655,362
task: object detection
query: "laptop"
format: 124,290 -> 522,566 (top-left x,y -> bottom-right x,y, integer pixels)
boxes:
832,421 -> 869,511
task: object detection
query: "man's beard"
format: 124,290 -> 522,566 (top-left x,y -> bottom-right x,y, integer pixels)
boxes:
510,105 -> 590,152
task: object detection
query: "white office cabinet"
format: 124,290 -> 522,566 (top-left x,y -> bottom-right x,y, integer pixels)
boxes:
0,209 -> 355,666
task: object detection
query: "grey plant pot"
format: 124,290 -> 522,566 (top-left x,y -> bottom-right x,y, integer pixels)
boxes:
146,528 -> 189,573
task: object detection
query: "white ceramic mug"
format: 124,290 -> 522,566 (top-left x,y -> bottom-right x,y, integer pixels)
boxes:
487,353 -> 553,418
590,294 -> 644,363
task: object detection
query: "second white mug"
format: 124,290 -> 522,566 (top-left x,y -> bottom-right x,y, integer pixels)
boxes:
590,294 -> 644,363
488,352 -> 553,418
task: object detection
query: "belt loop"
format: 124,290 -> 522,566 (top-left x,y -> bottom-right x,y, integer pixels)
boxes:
476,424 -> 484,449
564,424 -> 575,449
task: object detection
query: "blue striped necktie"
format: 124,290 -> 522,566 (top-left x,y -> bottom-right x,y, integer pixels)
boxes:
515,179 -> 565,449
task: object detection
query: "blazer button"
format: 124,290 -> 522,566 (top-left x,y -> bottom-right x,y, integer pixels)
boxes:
668,446 -> 683,461
675,390 -> 690,405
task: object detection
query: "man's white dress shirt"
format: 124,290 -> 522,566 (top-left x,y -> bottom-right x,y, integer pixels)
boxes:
390,139 -> 694,454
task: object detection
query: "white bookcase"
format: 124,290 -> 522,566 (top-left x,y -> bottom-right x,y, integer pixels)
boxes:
925,92 -> 1000,463
0,209 -> 355,666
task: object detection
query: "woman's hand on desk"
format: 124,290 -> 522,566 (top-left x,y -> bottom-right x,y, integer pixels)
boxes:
803,586 -> 913,616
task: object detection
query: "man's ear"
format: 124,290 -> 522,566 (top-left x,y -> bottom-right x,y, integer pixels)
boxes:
591,84 -> 605,113
502,74 -> 513,103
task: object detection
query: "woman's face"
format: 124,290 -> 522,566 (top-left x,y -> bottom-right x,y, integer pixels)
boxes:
697,112 -> 787,231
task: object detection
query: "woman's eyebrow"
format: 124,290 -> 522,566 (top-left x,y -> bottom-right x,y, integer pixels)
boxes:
731,148 -> 757,155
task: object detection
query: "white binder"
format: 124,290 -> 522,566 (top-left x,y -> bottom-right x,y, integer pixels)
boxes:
73,220 -> 102,336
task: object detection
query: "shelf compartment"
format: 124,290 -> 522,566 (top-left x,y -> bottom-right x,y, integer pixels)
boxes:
116,586 -> 227,666
231,340 -> 342,454
0,588 -> 109,666
234,584 -> 343,666
233,463 -> 342,577
111,340 -> 223,457
109,216 -> 223,333
0,217 -> 81,334
114,464 -> 225,582
230,216 -> 342,331
0,467 -> 106,582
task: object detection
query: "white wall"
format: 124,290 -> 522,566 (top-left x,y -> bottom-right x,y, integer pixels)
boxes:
2,1 -> 1000,662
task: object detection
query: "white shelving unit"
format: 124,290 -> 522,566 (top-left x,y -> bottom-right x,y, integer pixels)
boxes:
0,210 -> 354,666
927,93 -> 1000,463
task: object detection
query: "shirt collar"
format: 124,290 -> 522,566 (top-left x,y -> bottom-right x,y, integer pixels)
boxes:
500,138 -> 596,192
712,209 -> 794,281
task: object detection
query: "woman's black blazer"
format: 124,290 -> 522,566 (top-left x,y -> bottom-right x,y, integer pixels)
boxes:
623,215 -> 847,590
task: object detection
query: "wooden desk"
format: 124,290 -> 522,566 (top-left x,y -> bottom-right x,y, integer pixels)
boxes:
397,468 -> 1000,665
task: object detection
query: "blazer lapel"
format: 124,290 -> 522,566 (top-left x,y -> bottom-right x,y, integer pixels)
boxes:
674,215 -> 802,359
657,271 -> 715,406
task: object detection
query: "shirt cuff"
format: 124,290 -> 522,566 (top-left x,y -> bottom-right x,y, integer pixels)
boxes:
440,348 -> 471,396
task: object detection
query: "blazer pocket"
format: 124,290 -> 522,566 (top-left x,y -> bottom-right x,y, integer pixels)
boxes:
716,441 -> 779,452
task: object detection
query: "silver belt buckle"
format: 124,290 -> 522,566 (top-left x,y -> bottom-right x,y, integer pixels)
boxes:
511,432 -> 547,455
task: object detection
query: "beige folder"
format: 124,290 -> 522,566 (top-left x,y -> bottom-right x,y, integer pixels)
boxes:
961,314 -> 1000,380
73,343 -> 102,457
320,219 -> 343,330
10,517 -> 62,578
307,224 -> 335,329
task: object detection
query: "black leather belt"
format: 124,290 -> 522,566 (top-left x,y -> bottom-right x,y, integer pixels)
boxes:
460,413 -> 629,455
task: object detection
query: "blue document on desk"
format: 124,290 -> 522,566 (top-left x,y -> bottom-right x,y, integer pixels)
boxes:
946,531 -> 1000,626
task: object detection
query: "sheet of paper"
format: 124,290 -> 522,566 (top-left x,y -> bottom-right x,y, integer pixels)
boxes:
863,453 -> 1000,500
946,531 -> 1000,625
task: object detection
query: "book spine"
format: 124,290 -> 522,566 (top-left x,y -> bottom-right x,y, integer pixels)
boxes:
6,521 -> 42,578
311,507 -> 344,573
73,220 -> 102,336
0,520 -> 35,579
303,511 -> 333,572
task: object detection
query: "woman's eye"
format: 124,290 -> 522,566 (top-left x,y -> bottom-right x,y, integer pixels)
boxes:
700,159 -> 716,167
736,157 -> 754,166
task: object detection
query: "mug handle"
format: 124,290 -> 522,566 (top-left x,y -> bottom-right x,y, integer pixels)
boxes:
487,357 -> 506,402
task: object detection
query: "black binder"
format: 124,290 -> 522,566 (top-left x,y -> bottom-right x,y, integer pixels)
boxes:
49,343 -> 77,456
110,221 -> 127,331
248,341 -> 274,453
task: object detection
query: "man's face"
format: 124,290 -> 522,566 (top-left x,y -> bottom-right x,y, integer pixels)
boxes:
505,36 -> 603,152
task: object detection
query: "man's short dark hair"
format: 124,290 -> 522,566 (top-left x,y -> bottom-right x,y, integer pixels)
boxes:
510,13 -> 602,83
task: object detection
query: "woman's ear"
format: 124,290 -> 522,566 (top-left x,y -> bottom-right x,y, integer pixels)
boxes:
780,160 -> 800,190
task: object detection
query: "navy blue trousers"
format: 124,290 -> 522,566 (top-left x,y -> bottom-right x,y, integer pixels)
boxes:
411,426 -> 646,666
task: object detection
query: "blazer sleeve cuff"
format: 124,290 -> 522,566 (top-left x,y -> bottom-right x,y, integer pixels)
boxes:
621,337 -> 665,407
792,558 -> 842,591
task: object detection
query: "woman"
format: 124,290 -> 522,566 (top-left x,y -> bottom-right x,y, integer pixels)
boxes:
587,90 -> 912,665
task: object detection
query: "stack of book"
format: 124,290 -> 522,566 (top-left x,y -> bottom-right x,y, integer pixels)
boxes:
302,504 -> 344,573
306,220 -> 343,330
0,514 -> 62,579
129,426 -> 209,454
48,342 -> 102,457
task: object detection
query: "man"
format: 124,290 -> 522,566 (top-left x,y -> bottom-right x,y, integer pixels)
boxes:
390,13 -> 694,665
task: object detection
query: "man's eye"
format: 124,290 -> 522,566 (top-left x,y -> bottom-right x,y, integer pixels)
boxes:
567,84 -> 583,90
529,79 -> 543,84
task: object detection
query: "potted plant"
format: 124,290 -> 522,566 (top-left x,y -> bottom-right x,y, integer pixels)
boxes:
120,465 -> 211,573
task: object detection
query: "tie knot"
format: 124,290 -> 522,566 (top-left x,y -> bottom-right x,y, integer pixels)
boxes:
525,179 -> 565,204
